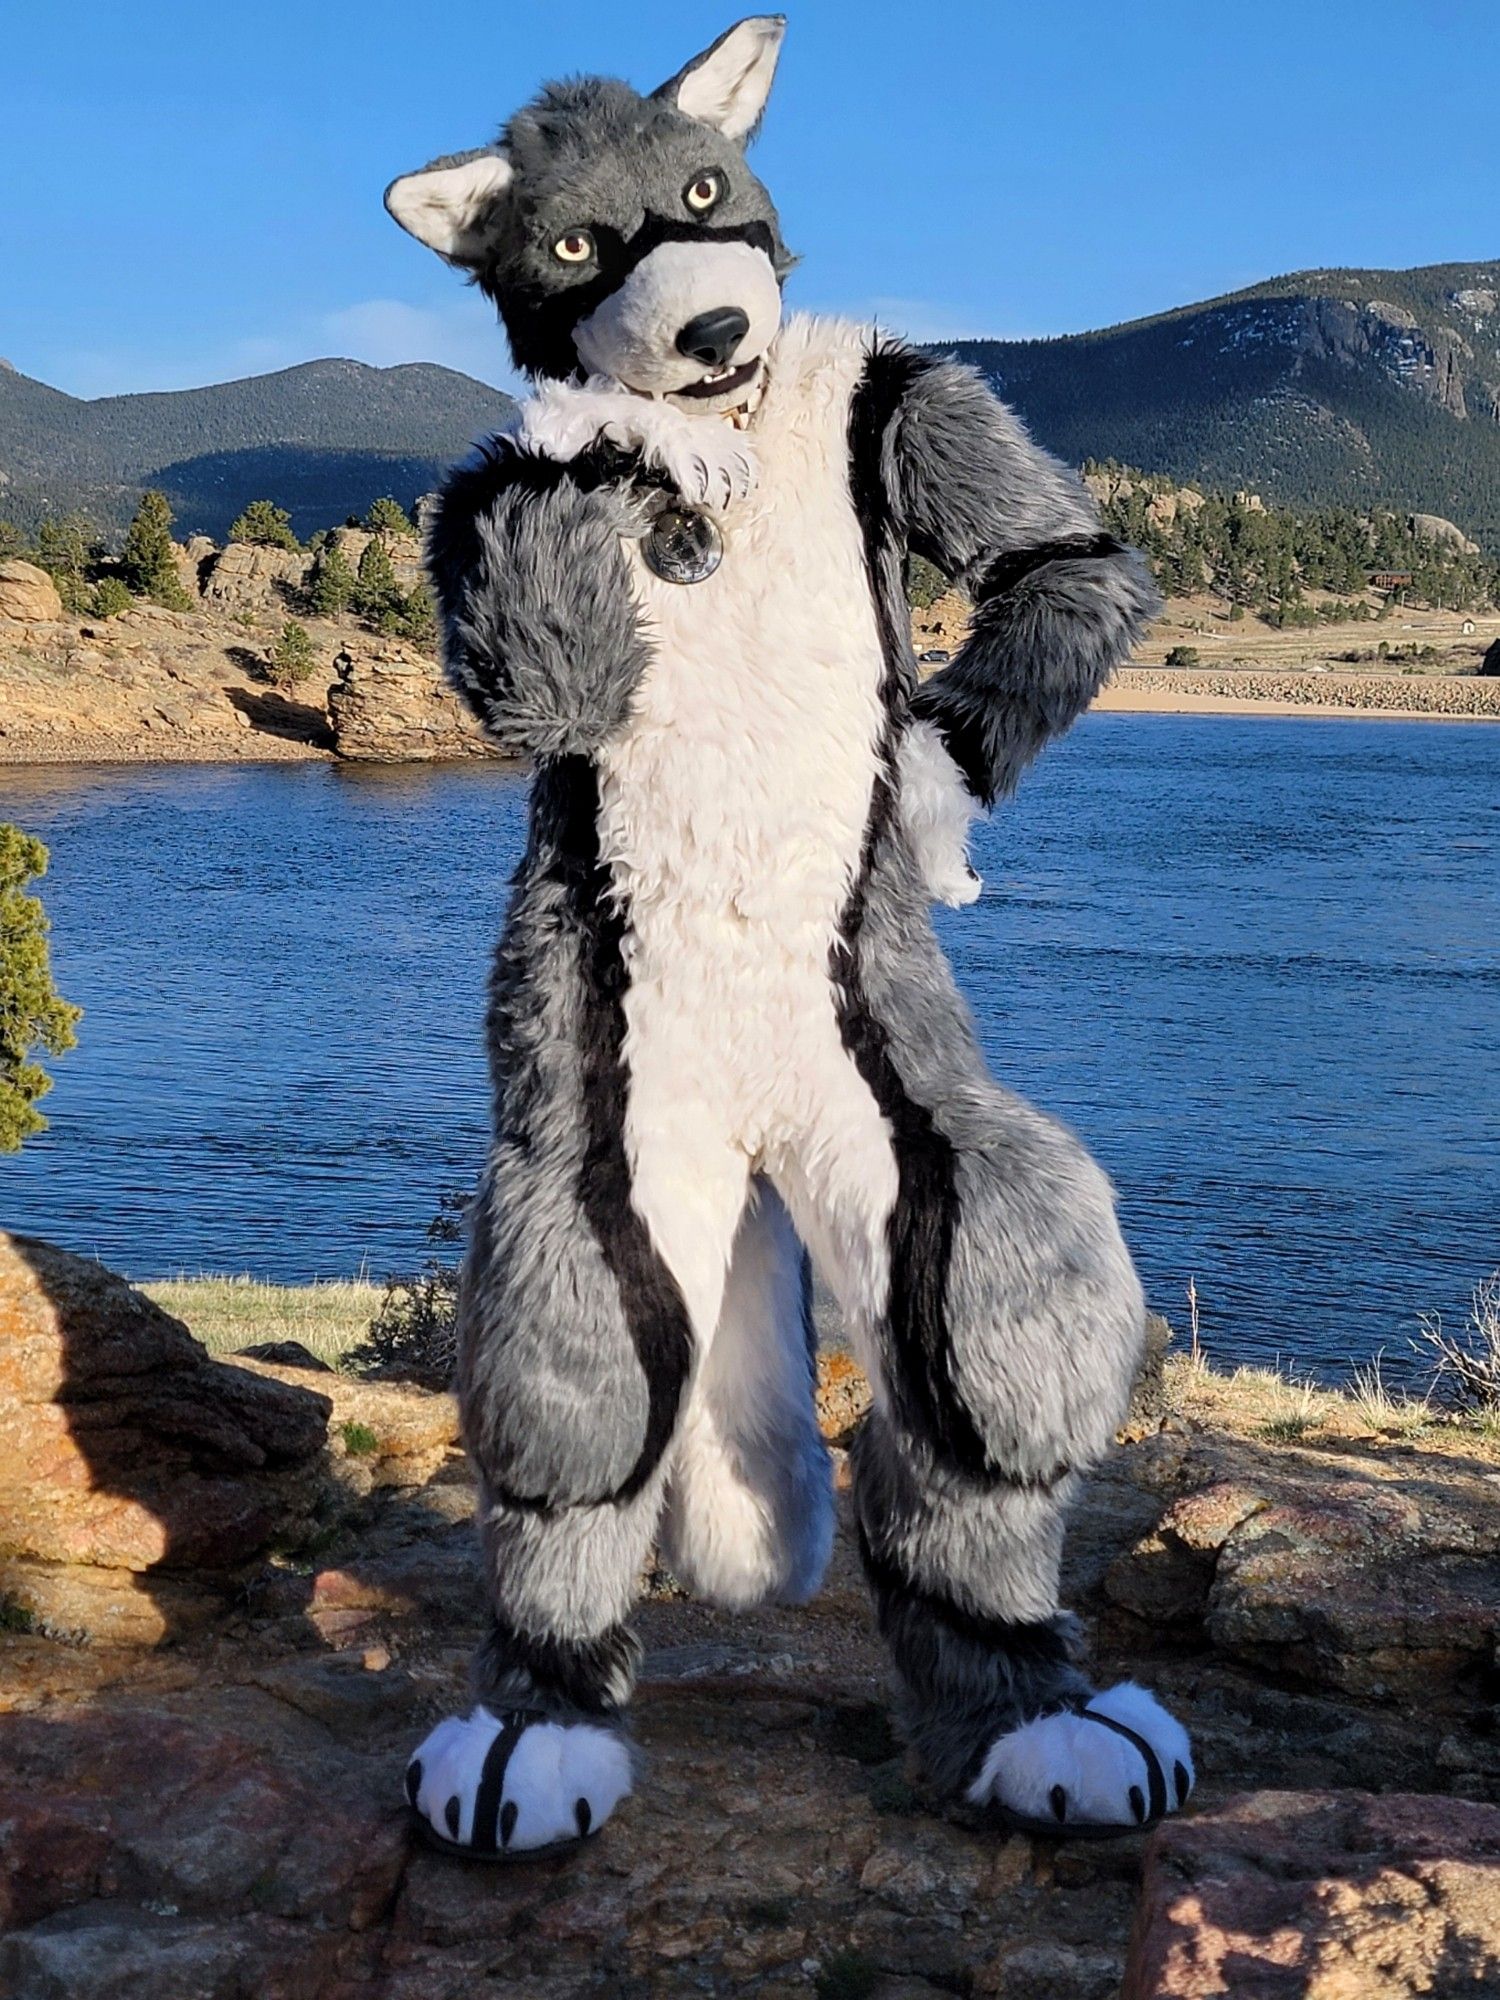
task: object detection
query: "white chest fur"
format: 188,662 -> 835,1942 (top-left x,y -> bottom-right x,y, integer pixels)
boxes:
596,316 -> 884,940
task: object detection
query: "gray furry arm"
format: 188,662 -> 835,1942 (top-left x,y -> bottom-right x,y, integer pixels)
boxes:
425,446 -> 652,761
896,359 -> 1160,804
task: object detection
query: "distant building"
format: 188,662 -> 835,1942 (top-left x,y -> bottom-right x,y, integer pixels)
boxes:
1369,570 -> 1414,594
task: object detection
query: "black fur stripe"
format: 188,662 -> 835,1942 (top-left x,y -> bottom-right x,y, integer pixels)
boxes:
545,757 -> 695,1505
475,1610 -> 639,1717
842,347 -> 994,1480
1076,1705 -> 1169,1823
858,1526 -> 1075,1666
971,533 -> 1125,603
469,1711 -> 534,1852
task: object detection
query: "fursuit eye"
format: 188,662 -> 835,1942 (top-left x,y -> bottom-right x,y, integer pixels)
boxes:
553,230 -> 594,264
684,172 -> 722,214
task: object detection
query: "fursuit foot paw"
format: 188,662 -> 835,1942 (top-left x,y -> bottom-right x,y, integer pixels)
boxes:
967,1682 -> 1194,1838
405,1707 -> 632,1859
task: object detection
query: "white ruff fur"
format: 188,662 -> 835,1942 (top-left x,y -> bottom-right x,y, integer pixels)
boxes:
408,1707 -> 632,1852
967,1682 -> 1195,1825
505,375 -> 759,512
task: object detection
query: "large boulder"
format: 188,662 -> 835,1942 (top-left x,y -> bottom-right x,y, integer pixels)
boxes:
0,1233 -> 331,1642
0,560 -> 63,625
327,639 -> 500,762
199,541 -> 311,615
1103,1424 -> 1500,1696
1124,1791 -> 1500,1998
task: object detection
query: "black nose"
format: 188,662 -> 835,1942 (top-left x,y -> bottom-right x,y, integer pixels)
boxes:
675,307 -> 750,369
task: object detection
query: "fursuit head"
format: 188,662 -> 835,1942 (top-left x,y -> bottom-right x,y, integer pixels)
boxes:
385,17 -> 1194,1860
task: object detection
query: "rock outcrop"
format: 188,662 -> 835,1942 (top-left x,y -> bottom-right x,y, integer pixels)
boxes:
0,1233 -> 330,1642
1124,1791 -> 1500,1998
327,640 -> 501,761
0,561 -> 63,626
199,540 -> 311,614
1102,1409 -> 1500,1697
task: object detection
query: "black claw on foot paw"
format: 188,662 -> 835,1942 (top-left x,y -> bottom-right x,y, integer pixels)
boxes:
404,1760 -> 422,1809
500,1799 -> 518,1848
1129,1784 -> 1146,1825
1049,1785 -> 1068,1823
1174,1761 -> 1191,1806
444,1794 -> 461,1840
575,1797 -> 592,1838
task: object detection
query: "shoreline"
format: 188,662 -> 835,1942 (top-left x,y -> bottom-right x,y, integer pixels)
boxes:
3,678 -> 1495,770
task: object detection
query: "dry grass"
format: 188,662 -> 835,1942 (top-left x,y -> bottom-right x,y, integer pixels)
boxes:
143,1275 -> 382,1368
1348,1352 -> 1433,1440
1414,1272 -> 1500,1413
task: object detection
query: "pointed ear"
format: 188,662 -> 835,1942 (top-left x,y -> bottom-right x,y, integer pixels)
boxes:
654,16 -> 786,141
384,149 -> 514,264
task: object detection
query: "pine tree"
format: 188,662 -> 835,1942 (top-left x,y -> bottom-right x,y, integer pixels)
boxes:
0,826 -> 80,1152
308,542 -> 356,617
120,491 -> 191,609
229,500 -> 300,552
268,619 -> 318,693
353,536 -> 399,622
364,496 -> 416,537
33,514 -> 99,612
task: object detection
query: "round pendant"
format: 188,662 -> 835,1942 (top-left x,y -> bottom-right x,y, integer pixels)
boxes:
643,507 -> 723,585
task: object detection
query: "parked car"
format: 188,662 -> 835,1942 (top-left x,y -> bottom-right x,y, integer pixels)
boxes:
917,648 -> 950,666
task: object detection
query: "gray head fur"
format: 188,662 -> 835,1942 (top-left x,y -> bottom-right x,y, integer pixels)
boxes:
386,18 -> 794,411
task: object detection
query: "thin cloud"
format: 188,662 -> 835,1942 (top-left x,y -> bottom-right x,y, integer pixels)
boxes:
40,297 -> 521,400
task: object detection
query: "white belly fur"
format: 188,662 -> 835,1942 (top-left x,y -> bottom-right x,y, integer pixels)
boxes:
596,316 -> 885,1161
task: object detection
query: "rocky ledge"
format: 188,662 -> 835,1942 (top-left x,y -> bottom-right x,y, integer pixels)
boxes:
1,1242 -> 1497,1998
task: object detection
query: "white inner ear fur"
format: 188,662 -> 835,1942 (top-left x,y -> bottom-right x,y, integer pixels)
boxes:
574,240 -> 782,395
667,17 -> 785,139
384,150 -> 513,260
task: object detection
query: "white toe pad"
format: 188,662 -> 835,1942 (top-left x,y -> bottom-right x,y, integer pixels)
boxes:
967,1681 -> 1194,1830
405,1707 -> 632,1855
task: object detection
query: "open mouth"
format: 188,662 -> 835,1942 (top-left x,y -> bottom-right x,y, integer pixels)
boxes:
675,356 -> 761,401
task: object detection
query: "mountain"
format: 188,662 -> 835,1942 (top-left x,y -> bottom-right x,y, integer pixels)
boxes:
941,260 -> 1500,553
0,358 -> 516,542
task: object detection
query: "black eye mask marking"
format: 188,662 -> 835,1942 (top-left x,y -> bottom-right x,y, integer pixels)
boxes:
493,215 -> 780,381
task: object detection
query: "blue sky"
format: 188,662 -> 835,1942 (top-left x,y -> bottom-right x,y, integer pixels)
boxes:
4,1 -> 1496,398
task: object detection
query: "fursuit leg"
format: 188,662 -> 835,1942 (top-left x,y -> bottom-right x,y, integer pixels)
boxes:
774,959 -> 1194,1834
406,1090 -> 750,1858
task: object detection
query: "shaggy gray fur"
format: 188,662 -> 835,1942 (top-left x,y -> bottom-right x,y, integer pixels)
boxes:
897,359 -> 1160,802
427,454 -> 654,759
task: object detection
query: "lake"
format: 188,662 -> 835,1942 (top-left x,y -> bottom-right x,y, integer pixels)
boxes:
3,713 -> 1497,1380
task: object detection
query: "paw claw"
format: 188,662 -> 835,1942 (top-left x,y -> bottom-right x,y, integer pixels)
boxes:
1129,1784 -> 1146,1825
404,1759 -> 422,1809
1175,1760 -> 1191,1806
444,1793 -> 461,1839
500,1799 -> 518,1848
576,1797 -> 592,1837
1049,1785 -> 1068,1822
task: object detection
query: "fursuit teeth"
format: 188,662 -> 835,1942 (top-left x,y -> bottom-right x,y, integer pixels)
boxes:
502,375 -> 759,512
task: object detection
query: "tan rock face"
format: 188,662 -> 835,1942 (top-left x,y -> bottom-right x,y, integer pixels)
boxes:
200,541 -> 311,614
1124,1790 -> 1500,1999
0,1233 -> 330,1639
327,639 -> 501,762
0,560 -> 63,624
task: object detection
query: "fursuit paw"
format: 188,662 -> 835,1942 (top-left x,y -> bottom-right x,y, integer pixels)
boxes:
405,1707 -> 632,1857
967,1682 -> 1194,1835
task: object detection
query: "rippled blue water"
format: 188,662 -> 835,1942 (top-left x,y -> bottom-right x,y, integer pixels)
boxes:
3,713 -> 1496,1376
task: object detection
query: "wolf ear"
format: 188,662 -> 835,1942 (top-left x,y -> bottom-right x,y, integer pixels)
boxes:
384,149 -> 514,265
654,16 -> 786,141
